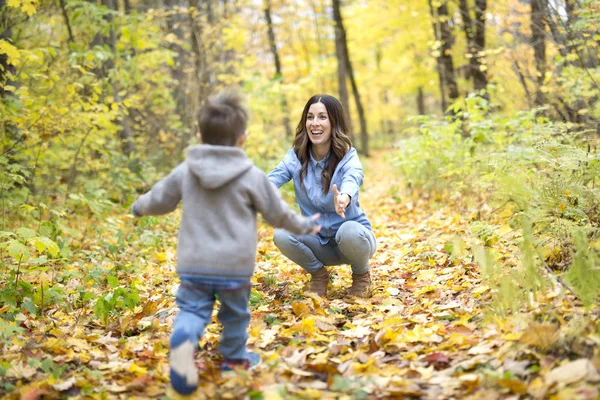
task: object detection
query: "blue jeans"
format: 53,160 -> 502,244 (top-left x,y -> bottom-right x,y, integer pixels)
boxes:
171,279 -> 251,360
273,220 -> 376,274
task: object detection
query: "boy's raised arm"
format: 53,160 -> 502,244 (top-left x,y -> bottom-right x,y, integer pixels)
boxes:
252,172 -> 317,235
132,164 -> 184,217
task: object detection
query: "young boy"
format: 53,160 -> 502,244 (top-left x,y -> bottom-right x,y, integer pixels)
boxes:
131,88 -> 320,395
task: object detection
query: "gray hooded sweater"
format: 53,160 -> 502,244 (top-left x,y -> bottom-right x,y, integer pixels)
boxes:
133,144 -> 315,280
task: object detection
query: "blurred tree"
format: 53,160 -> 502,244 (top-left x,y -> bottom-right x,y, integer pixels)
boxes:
263,0 -> 292,138
458,0 -> 488,98
428,0 -> 459,114
530,0 -> 547,107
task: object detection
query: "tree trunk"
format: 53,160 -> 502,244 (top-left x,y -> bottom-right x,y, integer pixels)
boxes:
543,3 -> 569,59
59,0 -> 75,44
189,1 -> 208,110
104,0 -> 136,155
417,87 -> 426,115
530,0 -> 547,107
428,0 -> 447,114
346,49 -> 368,156
164,0 -> 192,151
332,0 -> 353,143
459,0 -> 489,97
471,0 -> 488,93
376,46 -> 393,134
264,0 -> 292,138
334,0 -> 368,155
438,1 -> 459,106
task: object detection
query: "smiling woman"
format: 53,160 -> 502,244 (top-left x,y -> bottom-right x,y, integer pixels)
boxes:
268,94 -> 376,298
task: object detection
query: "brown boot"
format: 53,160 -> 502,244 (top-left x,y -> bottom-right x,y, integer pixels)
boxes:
307,267 -> 329,297
348,271 -> 371,298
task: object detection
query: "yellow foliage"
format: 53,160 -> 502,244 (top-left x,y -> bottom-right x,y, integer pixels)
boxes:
7,0 -> 38,16
0,40 -> 21,66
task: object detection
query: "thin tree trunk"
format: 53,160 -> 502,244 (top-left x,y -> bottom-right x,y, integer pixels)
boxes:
264,0 -> 292,138
530,0 -> 547,107
104,0 -> 136,155
346,50 -> 368,156
189,2 -> 208,111
512,57 -> 533,109
417,87 -> 426,115
334,0 -> 368,155
543,2 -> 569,59
428,0 -> 447,113
164,0 -> 191,151
376,46 -> 392,133
458,0 -> 474,81
59,0 -> 75,44
565,0 -> 577,61
563,0 -> 590,123
332,0 -> 353,143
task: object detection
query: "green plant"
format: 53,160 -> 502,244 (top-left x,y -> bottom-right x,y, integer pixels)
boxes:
93,279 -> 140,324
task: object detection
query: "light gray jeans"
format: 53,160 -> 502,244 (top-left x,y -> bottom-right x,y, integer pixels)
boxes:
273,220 -> 376,274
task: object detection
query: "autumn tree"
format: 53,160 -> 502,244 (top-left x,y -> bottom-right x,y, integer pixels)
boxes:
428,0 -> 459,114
332,0 -> 368,155
264,0 -> 292,138
530,0 -> 547,107
458,0 -> 488,98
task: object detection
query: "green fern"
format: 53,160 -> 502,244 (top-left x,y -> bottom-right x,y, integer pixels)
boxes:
565,231 -> 600,308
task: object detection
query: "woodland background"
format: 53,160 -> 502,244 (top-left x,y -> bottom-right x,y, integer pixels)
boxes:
1,0 -> 600,398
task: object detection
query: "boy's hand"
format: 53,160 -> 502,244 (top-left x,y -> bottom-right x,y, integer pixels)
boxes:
332,184 -> 350,219
310,213 -> 321,235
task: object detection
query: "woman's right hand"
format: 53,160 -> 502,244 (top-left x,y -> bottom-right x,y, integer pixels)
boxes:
310,213 -> 321,235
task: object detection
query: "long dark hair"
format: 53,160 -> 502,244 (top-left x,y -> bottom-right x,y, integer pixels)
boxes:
293,94 -> 352,194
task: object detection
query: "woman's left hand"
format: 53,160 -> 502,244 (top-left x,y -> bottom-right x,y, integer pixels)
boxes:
332,184 -> 350,218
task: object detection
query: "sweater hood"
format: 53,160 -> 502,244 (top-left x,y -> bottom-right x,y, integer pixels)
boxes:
186,144 -> 253,189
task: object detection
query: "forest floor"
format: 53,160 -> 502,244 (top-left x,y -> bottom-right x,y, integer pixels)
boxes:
2,149 -> 600,399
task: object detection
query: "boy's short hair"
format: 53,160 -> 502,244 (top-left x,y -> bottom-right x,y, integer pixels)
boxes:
197,88 -> 249,146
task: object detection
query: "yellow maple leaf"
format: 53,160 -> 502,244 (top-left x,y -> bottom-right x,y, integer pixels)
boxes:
7,0 -> 38,16
128,362 -> 147,376
292,302 -> 311,318
0,40 -> 21,66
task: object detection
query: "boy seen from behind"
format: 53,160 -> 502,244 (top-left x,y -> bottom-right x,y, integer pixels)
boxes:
131,88 -> 320,395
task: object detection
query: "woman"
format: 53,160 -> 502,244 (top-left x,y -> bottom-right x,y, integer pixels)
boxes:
268,94 -> 376,298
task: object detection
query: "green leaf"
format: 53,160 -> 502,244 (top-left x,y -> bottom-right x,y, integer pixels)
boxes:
0,231 -> 15,239
7,239 -> 29,261
34,236 -> 60,257
16,228 -> 36,240
330,375 -> 353,392
107,275 -> 119,288
22,298 -> 37,316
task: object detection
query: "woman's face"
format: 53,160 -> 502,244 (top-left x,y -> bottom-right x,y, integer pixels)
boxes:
305,102 -> 332,149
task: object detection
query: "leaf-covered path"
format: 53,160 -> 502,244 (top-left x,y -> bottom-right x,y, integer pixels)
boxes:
3,150 -> 599,399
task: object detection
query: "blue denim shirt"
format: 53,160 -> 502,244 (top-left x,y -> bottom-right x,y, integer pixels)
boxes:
268,147 -> 372,244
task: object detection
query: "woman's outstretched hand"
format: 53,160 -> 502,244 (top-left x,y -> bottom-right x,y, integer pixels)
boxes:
332,184 -> 350,219
310,213 -> 321,235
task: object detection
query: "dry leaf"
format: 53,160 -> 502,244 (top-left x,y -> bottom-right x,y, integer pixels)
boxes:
7,362 -> 37,379
292,302 -> 311,318
519,323 -> 559,350
497,378 -> 527,394
546,359 -> 598,385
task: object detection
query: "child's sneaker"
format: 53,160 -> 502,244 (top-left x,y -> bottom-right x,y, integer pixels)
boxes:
169,330 -> 198,395
221,351 -> 262,375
